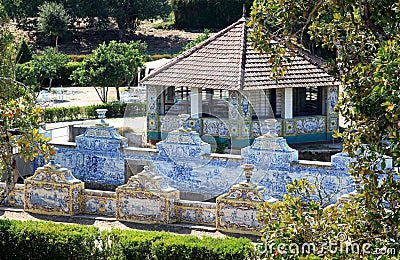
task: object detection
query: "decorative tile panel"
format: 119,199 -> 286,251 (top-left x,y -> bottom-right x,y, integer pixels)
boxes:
230,123 -> 239,137
147,86 -> 158,115
218,121 -> 230,137
203,119 -> 220,135
160,116 -> 181,132
328,117 -> 339,131
296,117 -> 326,134
329,86 -> 338,114
188,118 -> 201,133
81,190 -> 116,216
285,120 -> 295,135
24,161 -> 84,216
251,122 -> 261,137
241,95 -> 251,120
175,201 -> 216,226
116,166 -> 179,224
216,181 -> 277,235
147,115 -> 157,131
229,91 -> 240,121
1,184 -> 24,207
241,123 -> 250,138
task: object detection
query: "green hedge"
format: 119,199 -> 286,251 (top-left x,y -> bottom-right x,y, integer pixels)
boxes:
0,220 -> 100,259
0,219 -> 256,259
43,102 -> 146,123
171,0 -> 253,29
56,61 -> 81,86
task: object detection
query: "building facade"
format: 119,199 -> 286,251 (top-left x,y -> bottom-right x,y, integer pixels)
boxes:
141,16 -> 339,147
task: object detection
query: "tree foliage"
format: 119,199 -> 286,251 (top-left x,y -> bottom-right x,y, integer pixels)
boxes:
249,0 -> 400,257
16,39 -> 32,64
31,47 -> 71,89
71,40 -> 146,103
5,0 -> 170,38
37,1 -> 70,50
110,0 -> 171,40
0,3 -> 54,203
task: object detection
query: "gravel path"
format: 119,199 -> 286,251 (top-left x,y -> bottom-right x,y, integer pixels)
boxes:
0,207 -> 228,239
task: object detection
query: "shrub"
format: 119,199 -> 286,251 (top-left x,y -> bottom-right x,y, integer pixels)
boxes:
16,39 -> 32,64
106,229 -> 171,259
43,102 -> 146,123
68,54 -> 86,62
151,236 -> 256,260
0,220 -> 100,259
0,219 -> 256,259
150,53 -> 174,61
16,61 -> 39,88
56,61 -> 81,86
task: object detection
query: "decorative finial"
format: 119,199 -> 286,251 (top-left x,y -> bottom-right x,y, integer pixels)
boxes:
241,164 -> 254,184
242,4 -> 246,18
262,119 -> 278,138
96,109 -> 109,126
44,147 -> 61,170
178,114 -> 190,132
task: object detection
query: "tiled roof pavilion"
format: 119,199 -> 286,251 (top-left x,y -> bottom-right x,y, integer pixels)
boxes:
141,17 -> 337,90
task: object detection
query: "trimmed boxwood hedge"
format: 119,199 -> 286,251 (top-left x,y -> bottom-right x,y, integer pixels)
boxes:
43,102 -> 146,123
0,219 -> 256,259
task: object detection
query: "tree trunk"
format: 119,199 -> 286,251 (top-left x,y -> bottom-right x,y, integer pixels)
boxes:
55,35 -> 59,52
49,77 -> 53,90
0,126 -> 17,203
116,86 -> 121,101
117,20 -> 127,41
94,86 -> 108,103
0,156 -> 17,203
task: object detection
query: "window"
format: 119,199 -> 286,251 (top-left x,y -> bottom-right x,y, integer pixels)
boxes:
201,89 -> 229,118
162,86 -> 191,115
293,86 -> 323,116
248,89 -> 282,119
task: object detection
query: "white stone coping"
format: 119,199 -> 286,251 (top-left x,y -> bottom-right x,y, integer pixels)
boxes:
175,200 -> 216,209
82,189 -> 116,198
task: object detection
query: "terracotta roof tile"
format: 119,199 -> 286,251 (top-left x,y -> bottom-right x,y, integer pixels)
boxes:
140,17 -> 338,90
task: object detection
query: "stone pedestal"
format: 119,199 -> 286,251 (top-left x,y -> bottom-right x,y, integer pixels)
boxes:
216,181 -> 277,235
60,109 -> 128,186
116,166 -> 179,224
241,119 -> 298,170
24,160 -> 84,216
156,115 -> 211,162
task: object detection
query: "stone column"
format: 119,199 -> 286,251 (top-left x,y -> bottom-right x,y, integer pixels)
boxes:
283,87 -> 293,119
190,87 -> 202,119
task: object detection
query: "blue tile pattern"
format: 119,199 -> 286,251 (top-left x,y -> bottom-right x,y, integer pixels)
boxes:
35,120 -> 358,204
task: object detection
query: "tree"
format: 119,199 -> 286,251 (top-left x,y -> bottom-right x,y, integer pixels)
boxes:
31,47 -> 71,89
37,1 -> 70,51
16,39 -> 32,64
71,40 -> 146,103
249,0 -> 400,255
0,3 -> 54,203
109,0 -> 171,40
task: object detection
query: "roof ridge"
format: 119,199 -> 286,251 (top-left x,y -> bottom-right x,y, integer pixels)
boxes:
238,19 -> 247,90
140,18 -> 247,84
